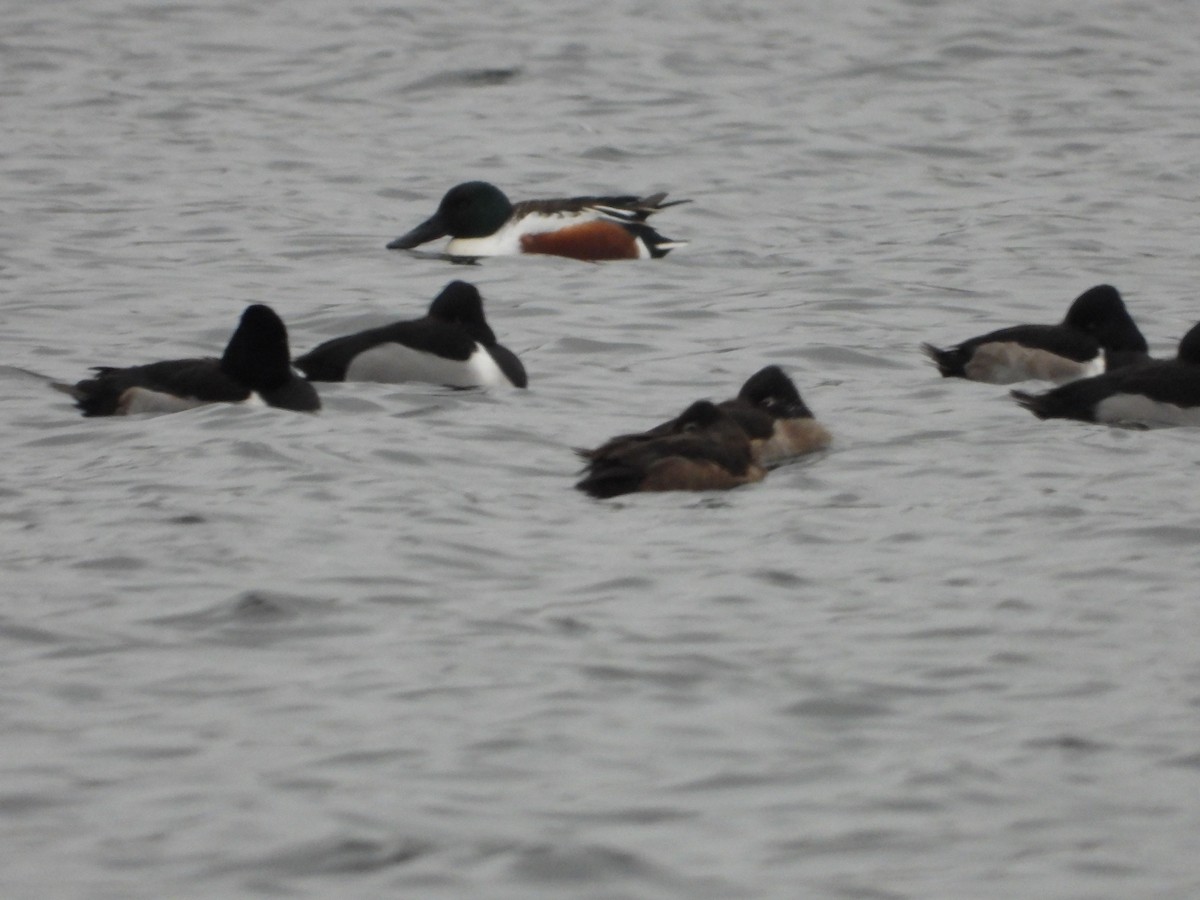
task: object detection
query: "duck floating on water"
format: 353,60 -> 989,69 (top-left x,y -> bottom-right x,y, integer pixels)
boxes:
56,305 -> 319,417
294,281 -> 526,389
922,284 -> 1148,384
387,181 -> 688,261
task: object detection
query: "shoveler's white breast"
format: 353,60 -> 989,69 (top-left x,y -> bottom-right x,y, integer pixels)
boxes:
343,342 -> 513,387
1093,393 -> 1200,428
964,343 -> 1104,384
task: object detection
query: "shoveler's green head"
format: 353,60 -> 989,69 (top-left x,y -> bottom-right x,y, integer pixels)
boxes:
387,181 -> 514,248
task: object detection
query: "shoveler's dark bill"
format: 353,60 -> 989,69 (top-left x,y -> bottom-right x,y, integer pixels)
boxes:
387,213 -> 448,250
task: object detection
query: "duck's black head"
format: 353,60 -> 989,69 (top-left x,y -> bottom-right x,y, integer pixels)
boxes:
736,365 -> 812,418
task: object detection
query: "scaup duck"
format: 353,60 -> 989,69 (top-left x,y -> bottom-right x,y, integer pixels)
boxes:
921,284 -> 1148,384
57,305 -> 319,416
1011,320 -> 1200,427
294,280 -> 526,388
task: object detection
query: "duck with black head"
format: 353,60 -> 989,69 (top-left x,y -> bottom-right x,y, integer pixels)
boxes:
1012,319 -> 1200,427
295,281 -> 526,389
56,304 -> 319,416
922,284 -> 1148,384
387,181 -> 688,261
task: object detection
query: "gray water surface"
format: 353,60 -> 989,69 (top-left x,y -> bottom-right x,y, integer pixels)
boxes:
4,2 -> 1200,898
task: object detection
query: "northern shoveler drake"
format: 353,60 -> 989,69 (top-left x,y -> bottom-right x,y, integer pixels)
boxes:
921,284 -> 1148,384
576,400 -> 766,499
1012,320 -> 1200,428
577,366 -> 830,468
56,305 -> 320,416
386,181 -> 688,261
294,280 -> 527,388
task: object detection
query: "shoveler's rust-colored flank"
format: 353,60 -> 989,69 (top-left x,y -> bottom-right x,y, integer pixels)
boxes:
519,220 -> 641,261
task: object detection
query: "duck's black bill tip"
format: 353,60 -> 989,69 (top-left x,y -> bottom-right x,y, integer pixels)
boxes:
386,215 -> 447,250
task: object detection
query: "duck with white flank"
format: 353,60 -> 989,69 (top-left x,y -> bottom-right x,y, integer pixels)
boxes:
57,305 -> 319,417
295,281 -> 526,389
387,181 -> 688,261
922,284 -> 1148,384
1012,320 -> 1200,428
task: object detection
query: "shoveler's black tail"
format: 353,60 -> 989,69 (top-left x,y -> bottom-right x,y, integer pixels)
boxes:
920,342 -> 967,378
624,222 -> 687,259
